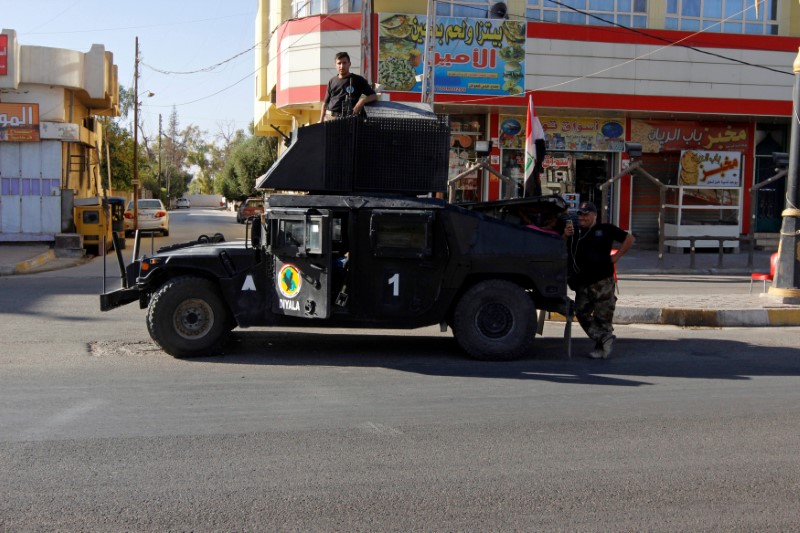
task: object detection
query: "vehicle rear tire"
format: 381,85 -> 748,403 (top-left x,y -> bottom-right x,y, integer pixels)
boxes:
146,276 -> 231,357
452,280 -> 537,361
162,229 -> 170,237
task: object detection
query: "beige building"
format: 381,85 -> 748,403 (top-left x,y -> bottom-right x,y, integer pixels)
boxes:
0,29 -> 119,242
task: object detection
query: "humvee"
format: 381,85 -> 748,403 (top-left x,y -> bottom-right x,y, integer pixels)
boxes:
101,102 -> 572,361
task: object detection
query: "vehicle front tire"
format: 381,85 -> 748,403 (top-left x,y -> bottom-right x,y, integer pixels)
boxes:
146,276 -> 231,357
452,280 -> 537,361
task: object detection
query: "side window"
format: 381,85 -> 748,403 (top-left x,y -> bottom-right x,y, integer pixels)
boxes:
273,215 -> 326,255
278,219 -> 305,248
370,210 -> 434,258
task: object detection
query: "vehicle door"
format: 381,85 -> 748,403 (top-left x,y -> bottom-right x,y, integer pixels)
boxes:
355,209 -> 446,318
266,209 -> 332,319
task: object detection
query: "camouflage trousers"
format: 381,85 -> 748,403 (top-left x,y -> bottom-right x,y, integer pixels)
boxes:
574,277 -> 617,342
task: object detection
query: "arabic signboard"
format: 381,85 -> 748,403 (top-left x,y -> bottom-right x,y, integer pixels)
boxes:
541,117 -> 625,152
498,115 -> 625,152
377,14 -> 526,96
0,34 -> 7,76
631,119 -> 748,153
0,103 -> 40,142
678,150 -> 741,188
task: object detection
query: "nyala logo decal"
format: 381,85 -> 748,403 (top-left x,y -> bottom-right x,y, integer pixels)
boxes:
277,264 -> 302,298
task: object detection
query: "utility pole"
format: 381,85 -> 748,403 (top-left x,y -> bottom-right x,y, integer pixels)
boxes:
132,36 -> 140,231
158,113 -> 162,200
769,47 -> 800,302
360,0 -> 373,84
421,0 -> 436,106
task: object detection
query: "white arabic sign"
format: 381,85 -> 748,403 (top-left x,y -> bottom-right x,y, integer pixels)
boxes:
678,150 -> 741,188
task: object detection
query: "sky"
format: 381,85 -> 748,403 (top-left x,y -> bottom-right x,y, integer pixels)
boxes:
4,0 -> 258,141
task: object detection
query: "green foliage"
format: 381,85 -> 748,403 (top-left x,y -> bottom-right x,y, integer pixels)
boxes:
216,131 -> 278,200
100,120 -> 133,190
103,87 -> 273,202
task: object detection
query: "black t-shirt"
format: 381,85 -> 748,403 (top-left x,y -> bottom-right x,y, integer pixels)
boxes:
567,222 -> 629,287
324,73 -> 375,115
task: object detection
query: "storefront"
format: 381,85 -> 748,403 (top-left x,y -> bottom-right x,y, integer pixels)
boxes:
628,119 -> 753,248
257,8 -> 800,240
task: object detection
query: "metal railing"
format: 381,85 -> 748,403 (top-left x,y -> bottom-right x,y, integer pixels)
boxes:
447,160 -> 517,203
662,235 -> 756,269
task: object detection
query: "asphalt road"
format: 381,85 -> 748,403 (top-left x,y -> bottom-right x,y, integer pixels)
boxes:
1,208 -> 799,531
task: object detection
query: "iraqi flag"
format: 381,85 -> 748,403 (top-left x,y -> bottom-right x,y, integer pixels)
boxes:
524,94 -> 546,197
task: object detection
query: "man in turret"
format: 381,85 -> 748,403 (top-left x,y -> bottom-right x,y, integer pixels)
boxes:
319,52 -> 377,122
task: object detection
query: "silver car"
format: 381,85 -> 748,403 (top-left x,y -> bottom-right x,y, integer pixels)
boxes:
124,199 -> 170,236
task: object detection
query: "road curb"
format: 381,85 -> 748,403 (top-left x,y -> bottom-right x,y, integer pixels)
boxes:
614,306 -> 800,327
8,250 -> 55,275
550,306 -> 800,327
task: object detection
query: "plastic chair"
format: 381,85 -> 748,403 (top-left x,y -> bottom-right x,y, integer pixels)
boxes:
750,252 -> 778,293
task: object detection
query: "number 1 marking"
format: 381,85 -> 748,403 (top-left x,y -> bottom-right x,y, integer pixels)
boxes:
388,273 -> 399,297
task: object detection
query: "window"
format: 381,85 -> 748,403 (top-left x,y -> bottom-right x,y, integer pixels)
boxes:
279,219 -> 305,248
292,0 -> 360,17
665,0 -> 777,34
527,0 -> 647,27
436,0 -> 494,17
370,211 -> 434,258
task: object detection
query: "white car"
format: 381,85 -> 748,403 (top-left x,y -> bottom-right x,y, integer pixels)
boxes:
124,199 -> 170,237
175,197 -> 191,209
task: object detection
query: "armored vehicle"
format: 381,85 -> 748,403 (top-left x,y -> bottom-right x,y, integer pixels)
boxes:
101,102 -> 572,361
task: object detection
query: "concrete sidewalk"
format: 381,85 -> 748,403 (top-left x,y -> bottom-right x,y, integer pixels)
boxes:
1,242 -> 799,327
0,243 -> 89,276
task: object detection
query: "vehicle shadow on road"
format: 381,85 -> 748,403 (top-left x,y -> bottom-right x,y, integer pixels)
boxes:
187,329 -> 800,387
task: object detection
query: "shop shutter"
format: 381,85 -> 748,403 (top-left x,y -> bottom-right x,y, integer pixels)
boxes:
0,141 -> 62,239
630,153 -> 679,245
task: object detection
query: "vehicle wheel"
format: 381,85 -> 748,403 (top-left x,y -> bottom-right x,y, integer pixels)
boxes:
452,280 -> 537,361
146,276 -> 231,357
162,229 -> 170,237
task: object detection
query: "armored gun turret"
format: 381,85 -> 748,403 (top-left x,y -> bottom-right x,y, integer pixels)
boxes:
255,102 -> 450,195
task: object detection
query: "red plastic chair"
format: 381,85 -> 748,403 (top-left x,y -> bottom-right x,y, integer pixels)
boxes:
750,252 -> 778,293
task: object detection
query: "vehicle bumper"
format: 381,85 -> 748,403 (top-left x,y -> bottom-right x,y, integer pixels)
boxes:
100,287 -> 141,311
124,219 -> 169,231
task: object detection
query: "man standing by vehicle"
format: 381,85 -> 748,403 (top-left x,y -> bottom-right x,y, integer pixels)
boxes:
563,201 -> 635,359
319,52 -> 377,122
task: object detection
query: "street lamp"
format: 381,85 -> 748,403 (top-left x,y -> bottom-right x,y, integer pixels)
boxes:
769,47 -> 800,302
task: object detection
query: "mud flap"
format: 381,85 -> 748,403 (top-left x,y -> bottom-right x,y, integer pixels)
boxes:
536,309 -> 546,336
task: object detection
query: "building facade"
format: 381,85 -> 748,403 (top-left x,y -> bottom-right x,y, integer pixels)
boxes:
0,29 -> 119,242
254,0 -> 800,246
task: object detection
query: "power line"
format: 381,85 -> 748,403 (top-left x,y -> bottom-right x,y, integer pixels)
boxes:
142,42 -> 263,75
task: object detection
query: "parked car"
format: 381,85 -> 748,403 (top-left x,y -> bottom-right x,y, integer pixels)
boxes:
124,199 -> 170,236
236,197 -> 264,223
175,197 -> 191,209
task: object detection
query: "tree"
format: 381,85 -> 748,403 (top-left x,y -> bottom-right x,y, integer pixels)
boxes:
216,124 -> 278,200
